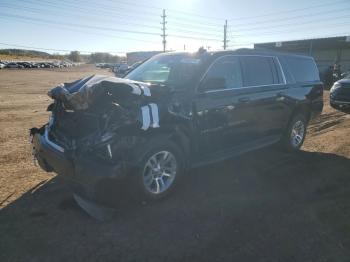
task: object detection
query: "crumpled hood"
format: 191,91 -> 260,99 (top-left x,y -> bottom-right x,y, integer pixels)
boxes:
48,75 -> 171,132
48,75 -> 161,110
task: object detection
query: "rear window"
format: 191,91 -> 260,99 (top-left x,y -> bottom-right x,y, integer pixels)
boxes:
285,56 -> 320,82
240,56 -> 280,87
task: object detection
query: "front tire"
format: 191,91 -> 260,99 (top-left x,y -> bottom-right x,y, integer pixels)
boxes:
281,114 -> 308,152
133,139 -> 185,201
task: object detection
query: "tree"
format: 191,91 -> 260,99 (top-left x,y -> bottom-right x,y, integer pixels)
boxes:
88,52 -> 121,64
68,51 -> 81,62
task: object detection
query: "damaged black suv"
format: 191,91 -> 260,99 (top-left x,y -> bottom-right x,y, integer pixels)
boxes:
31,49 -> 323,203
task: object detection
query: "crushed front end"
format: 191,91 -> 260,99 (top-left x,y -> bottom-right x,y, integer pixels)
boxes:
30,75 -> 164,202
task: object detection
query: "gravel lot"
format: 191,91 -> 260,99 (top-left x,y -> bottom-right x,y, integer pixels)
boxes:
1,65 -> 350,262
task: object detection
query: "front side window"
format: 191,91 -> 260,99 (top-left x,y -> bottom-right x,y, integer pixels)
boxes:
201,56 -> 243,91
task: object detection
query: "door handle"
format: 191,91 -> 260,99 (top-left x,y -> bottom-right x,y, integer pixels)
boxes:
238,97 -> 250,103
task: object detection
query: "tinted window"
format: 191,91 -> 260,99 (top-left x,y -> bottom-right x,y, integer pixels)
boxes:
285,56 -> 320,82
202,56 -> 242,90
240,56 -> 277,86
125,54 -> 202,87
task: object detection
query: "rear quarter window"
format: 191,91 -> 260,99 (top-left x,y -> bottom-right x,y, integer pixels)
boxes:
285,56 -> 320,82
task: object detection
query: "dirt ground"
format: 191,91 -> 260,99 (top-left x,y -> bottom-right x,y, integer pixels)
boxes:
1,66 -> 350,262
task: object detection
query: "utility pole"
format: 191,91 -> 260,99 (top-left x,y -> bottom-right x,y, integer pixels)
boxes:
223,20 -> 228,50
161,9 -> 167,52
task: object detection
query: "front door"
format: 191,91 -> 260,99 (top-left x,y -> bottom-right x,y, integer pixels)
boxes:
194,56 -> 257,156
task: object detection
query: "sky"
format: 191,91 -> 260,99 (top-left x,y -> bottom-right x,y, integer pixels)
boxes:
0,0 -> 349,55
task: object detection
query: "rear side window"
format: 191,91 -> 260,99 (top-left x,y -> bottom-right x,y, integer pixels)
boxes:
240,56 -> 280,87
285,56 -> 320,82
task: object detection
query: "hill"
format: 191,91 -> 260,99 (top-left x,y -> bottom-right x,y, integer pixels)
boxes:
0,49 -> 64,61
0,49 -> 51,58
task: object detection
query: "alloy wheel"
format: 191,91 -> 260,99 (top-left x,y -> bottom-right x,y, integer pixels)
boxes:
143,151 -> 177,194
290,120 -> 305,148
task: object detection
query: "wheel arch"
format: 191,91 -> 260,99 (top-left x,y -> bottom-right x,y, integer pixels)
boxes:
130,123 -> 192,169
289,103 -> 312,124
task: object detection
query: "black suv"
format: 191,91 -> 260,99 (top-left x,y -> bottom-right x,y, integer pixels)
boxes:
31,49 -> 323,203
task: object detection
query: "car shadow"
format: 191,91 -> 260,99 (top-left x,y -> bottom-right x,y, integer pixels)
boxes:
1,148 -> 350,261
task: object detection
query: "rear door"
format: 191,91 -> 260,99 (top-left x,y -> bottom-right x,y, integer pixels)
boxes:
239,55 -> 289,138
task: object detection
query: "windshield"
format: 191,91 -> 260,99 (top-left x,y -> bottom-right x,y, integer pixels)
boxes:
125,53 -> 202,86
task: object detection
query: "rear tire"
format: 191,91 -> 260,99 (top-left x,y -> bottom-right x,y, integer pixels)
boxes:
281,114 -> 308,152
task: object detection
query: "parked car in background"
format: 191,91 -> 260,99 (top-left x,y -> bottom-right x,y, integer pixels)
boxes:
0,60 -> 79,70
18,62 -> 34,68
112,63 -> 119,72
32,63 -> 42,68
114,63 -> 129,76
124,61 -> 144,75
6,62 -> 24,69
330,73 -> 350,112
31,49 -> 323,204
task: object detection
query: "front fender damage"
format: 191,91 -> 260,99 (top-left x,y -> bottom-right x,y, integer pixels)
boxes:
30,75 -> 194,217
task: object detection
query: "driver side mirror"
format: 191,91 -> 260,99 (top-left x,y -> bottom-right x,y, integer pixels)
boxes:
199,77 -> 226,92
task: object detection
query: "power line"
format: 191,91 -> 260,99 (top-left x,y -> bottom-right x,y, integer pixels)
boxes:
7,1 -> 225,38
6,1 -> 348,38
163,27 -> 223,38
169,8 -> 349,36
18,0 -> 160,23
26,0 -> 225,28
0,12 -> 222,43
168,34 -> 221,42
167,4 -> 350,34
0,13 -> 160,36
0,17 -> 159,44
78,0 -> 348,25
72,0 -> 225,22
228,0 -> 348,21
0,42 -> 126,54
2,0 -> 349,52
231,17 -> 350,36
227,33 -> 350,47
228,23 -> 350,47
67,0 -> 350,28
18,0 -> 350,33
167,19 -> 222,29
231,6 -> 350,30
0,3 -> 162,31
61,0 -> 161,17
167,23 -> 224,34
